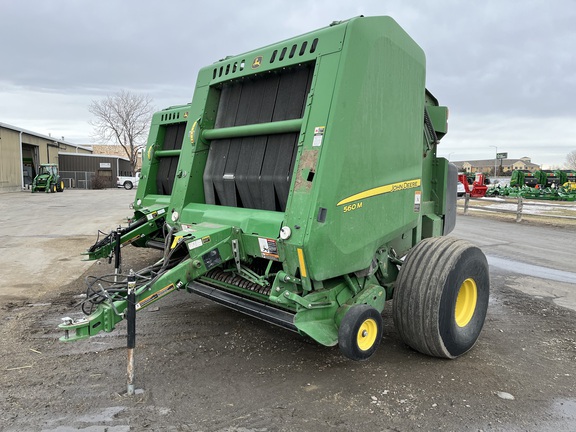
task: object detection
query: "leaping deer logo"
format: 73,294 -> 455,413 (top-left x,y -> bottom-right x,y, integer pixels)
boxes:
252,56 -> 263,69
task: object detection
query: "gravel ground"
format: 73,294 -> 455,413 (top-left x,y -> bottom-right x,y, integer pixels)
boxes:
1,189 -> 575,431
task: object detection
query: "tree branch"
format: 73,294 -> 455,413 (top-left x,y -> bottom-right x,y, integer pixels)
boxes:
89,90 -> 155,173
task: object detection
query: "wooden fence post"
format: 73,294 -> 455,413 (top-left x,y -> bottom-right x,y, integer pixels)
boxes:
464,193 -> 470,215
516,196 -> 523,222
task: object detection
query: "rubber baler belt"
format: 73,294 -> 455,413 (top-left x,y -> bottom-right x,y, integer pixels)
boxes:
156,122 -> 186,195
203,63 -> 314,212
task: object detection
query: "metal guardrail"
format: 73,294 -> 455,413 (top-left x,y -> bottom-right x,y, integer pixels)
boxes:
458,194 -> 576,223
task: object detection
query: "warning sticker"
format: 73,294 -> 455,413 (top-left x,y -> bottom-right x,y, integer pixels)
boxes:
188,236 -> 211,250
146,208 -> 166,221
414,190 -> 421,213
312,126 -> 325,147
188,238 -> 203,250
258,237 -> 279,260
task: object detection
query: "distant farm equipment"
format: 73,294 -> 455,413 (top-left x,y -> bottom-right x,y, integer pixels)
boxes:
31,164 -> 65,193
487,170 -> 576,201
458,173 -> 488,198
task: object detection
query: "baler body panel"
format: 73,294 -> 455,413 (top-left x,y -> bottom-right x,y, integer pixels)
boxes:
288,17 -> 427,280
141,16 -> 436,283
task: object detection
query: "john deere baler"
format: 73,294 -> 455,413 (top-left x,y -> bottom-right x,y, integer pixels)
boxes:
61,16 -> 489,361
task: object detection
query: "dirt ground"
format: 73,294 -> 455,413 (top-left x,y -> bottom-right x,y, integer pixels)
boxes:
1,191 -> 575,432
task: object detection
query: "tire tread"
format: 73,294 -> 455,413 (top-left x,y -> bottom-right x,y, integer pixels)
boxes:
392,237 -> 488,358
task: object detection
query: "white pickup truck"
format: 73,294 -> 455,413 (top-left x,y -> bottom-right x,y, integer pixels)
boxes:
117,172 -> 141,190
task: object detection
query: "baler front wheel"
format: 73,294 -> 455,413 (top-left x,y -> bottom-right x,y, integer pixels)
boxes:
338,304 -> 383,361
392,237 -> 489,359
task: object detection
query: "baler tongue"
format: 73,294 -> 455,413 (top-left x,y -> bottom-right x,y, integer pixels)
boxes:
59,223 -> 236,341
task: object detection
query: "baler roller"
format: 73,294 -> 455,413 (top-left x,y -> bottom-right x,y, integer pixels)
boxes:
204,268 -> 272,297
202,118 -> 303,140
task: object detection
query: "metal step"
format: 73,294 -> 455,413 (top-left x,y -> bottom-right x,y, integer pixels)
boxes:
188,282 -> 297,332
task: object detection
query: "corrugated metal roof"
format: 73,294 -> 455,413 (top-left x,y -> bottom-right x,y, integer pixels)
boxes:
0,121 -> 92,152
58,152 -> 129,161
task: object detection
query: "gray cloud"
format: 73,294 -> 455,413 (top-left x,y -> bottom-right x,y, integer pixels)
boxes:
1,0 -> 574,166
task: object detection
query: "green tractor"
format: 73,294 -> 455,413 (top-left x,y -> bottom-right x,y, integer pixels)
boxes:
31,164 -> 65,193
60,16 -> 489,362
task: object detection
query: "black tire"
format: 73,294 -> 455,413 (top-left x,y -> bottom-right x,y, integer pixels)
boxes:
56,180 -> 64,192
392,237 -> 489,359
338,304 -> 383,361
123,181 -> 133,190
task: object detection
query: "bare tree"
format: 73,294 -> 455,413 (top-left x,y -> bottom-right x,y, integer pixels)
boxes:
89,90 -> 154,173
566,150 -> 576,170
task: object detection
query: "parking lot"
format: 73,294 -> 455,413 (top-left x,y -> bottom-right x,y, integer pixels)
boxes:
1,189 -> 575,431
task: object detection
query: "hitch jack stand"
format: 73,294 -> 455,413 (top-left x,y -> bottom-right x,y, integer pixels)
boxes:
114,227 -> 122,282
126,271 -> 136,395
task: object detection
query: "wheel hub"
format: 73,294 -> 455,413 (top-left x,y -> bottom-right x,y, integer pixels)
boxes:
455,278 -> 478,327
357,318 -> 378,351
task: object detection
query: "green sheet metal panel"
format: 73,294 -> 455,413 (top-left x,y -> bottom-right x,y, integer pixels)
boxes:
284,16 -> 427,280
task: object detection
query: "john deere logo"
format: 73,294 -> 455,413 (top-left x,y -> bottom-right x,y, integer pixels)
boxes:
252,56 -> 263,69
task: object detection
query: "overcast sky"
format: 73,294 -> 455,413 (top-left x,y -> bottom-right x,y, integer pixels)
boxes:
1,0 -> 575,168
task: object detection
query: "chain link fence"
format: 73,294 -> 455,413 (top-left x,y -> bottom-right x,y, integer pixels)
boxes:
59,171 -> 96,189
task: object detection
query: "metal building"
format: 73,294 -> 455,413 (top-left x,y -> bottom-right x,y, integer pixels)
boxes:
58,153 -> 132,189
0,122 -> 92,192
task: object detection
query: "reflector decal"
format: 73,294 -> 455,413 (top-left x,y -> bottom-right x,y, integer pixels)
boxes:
297,248 -> 307,278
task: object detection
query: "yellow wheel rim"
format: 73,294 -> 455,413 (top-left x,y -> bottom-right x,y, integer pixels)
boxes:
455,278 -> 478,327
357,318 -> 378,351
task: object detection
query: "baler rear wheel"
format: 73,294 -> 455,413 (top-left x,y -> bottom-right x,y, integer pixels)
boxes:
392,237 -> 489,359
338,304 -> 383,361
